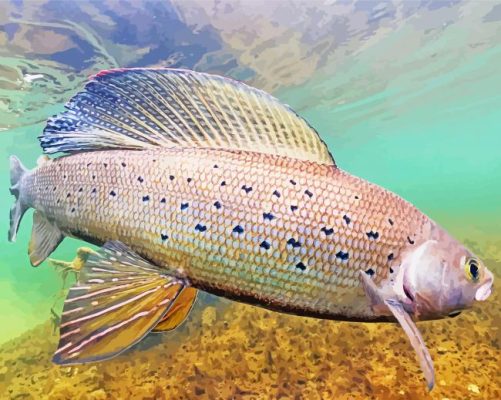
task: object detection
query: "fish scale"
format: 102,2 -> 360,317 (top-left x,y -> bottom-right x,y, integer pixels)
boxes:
26,147 -> 432,319
10,69 -> 494,386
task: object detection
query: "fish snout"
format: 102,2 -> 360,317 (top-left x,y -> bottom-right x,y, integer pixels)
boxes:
475,268 -> 494,301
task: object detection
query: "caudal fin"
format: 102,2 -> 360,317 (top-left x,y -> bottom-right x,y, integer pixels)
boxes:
8,156 -> 29,242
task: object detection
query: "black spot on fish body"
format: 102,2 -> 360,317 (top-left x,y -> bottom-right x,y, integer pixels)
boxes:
213,164 -> 218,169
304,189 -> 313,198
161,233 -> 169,241
91,188 -> 97,194
388,218 -> 394,226
53,186 -> 57,191
180,203 -> 189,210
221,181 -> 226,186
78,188 -> 83,193
287,238 -> 301,248
321,227 -> 334,236
195,224 -> 207,232
214,201 -> 222,209
365,268 -> 375,277
336,251 -> 349,261
343,215 -> 351,225
290,179 -> 297,185
407,236 -> 415,245
388,253 -> 394,261
355,195 -> 359,200
121,162 -> 126,167
233,225 -> 244,234
366,231 -> 379,240
169,175 -> 175,181
187,178 -> 192,183
66,193 -> 71,198
263,212 -> 275,221
110,190 -> 116,197
87,163 -> 92,167
138,176 -> 144,183
296,262 -> 306,271
389,267 -> 394,274
260,241 -> 271,250
290,205 -> 298,212
92,175 -> 96,180
142,195 -> 150,202
241,185 -> 253,194
272,190 -> 281,198
160,198 -> 166,204
71,208 -> 76,213
104,163 -> 108,168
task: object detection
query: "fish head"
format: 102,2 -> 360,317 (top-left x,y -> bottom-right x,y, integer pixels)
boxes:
398,230 -> 494,320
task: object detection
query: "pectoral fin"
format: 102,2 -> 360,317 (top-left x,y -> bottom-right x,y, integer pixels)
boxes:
359,271 -> 435,391
384,298 -> 435,391
53,241 -> 188,365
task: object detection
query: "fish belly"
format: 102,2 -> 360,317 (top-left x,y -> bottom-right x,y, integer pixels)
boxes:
27,148 -> 431,320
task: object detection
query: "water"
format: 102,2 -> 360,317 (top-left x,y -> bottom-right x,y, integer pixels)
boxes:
1,1 -> 500,398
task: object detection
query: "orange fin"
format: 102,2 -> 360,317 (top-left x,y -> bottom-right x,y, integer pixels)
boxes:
53,241 -> 187,365
152,287 -> 197,332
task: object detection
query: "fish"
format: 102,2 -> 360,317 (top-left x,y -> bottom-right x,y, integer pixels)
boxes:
8,68 -> 494,390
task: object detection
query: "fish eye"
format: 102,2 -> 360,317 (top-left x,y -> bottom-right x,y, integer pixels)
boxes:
464,258 -> 481,282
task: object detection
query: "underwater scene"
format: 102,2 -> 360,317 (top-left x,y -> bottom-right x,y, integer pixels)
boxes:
1,0 -> 500,399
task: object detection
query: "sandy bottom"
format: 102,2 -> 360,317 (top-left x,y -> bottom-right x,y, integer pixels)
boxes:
0,261 -> 499,399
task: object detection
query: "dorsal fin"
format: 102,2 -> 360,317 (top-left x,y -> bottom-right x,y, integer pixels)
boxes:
40,68 -> 335,165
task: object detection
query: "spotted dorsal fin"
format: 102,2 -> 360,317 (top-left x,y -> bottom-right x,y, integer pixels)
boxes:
40,68 -> 335,165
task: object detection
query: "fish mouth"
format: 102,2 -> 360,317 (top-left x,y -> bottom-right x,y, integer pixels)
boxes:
475,269 -> 494,301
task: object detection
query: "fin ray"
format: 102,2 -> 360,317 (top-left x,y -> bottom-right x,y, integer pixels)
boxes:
53,241 -> 186,365
359,270 -> 435,390
29,211 -> 64,267
40,68 -> 335,165
384,298 -> 435,391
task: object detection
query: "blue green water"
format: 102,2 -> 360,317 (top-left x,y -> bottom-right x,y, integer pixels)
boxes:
0,1 -> 500,398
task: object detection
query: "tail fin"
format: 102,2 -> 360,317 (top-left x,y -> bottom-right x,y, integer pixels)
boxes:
9,156 -> 29,242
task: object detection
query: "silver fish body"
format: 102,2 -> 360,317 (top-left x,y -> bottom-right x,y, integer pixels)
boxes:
23,147 -> 434,320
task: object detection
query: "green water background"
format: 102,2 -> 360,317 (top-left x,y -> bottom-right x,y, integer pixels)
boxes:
0,1 -> 500,344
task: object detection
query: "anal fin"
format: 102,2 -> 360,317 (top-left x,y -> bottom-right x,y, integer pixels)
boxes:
53,241 -> 187,365
29,211 -> 64,267
153,287 -> 197,332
